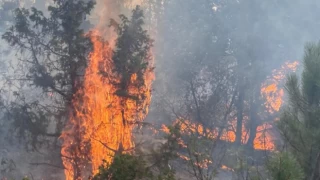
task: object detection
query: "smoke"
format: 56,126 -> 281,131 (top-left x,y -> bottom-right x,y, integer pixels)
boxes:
1,0 -> 320,179
149,0 -> 320,178
151,0 -> 320,113
89,0 -> 144,42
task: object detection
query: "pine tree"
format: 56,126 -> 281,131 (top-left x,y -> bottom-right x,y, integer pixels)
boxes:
278,42 -> 320,179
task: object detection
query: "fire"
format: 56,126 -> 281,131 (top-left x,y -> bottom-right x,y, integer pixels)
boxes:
60,3 -> 154,180
253,123 -> 274,150
261,61 -> 299,113
162,119 -> 275,150
221,165 -> 234,171
161,62 -> 299,153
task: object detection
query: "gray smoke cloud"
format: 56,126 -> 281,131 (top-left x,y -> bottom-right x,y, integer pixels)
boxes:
0,0 -> 319,179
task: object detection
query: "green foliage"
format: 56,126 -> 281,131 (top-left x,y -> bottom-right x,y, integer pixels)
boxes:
2,0 -> 94,96
1,0 -> 95,147
109,5 -> 153,102
92,154 -> 152,180
266,152 -> 304,180
153,125 -> 179,179
162,124 -> 181,159
92,152 -> 176,180
278,42 -> 320,179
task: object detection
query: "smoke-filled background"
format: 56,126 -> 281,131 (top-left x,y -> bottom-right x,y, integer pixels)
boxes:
0,0 -> 319,179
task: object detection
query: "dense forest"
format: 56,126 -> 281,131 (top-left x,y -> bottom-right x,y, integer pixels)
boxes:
0,0 -> 320,179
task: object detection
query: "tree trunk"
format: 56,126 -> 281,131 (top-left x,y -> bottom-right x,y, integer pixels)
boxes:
235,89 -> 244,145
246,120 -> 257,150
246,90 -> 259,149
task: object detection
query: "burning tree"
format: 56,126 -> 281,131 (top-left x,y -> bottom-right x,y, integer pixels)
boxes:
0,0 -> 95,178
1,0 -> 154,179
61,5 -> 154,179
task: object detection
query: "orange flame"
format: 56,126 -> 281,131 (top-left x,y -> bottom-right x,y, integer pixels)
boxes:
162,119 -> 275,151
161,61 -> 299,152
221,165 -> 234,171
261,61 -> 298,113
60,3 -> 154,179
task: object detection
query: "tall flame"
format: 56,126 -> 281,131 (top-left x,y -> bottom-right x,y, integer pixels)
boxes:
60,2 -> 154,179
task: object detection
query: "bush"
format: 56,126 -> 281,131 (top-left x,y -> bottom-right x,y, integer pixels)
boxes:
266,152 -> 304,180
92,154 -> 152,180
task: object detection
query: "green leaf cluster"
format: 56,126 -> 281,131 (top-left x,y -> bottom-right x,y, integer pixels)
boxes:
109,5 -> 153,102
92,154 -> 152,180
266,152 -> 304,180
1,0 -> 95,147
278,42 -> 320,179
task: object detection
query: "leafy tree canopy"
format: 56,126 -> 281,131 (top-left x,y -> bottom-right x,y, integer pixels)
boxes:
1,0 -> 95,147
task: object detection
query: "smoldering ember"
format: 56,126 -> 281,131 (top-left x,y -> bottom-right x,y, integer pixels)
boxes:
0,0 -> 319,180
